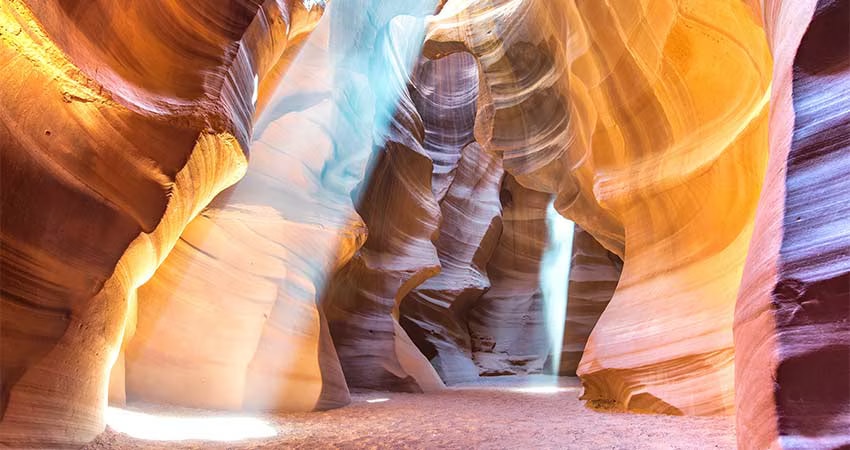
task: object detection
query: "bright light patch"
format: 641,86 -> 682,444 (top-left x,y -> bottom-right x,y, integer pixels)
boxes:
251,74 -> 259,105
105,406 -> 277,442
540,200 -> 575,375
509,386 -> 578,394
366,398 -> 390,403
302,0 -> 327,11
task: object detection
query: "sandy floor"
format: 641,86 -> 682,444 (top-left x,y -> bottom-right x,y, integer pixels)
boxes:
85,376 -> 735,449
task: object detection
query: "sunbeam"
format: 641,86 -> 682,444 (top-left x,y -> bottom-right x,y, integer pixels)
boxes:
540,200 -> 575,379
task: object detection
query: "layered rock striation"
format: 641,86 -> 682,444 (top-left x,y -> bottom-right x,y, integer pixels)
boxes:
558,226 -> 621,376
1,0 -> 324,446
466,176 -> 552,376
735,0 -> 850,448
426,0 -> 773,415
1,0 -> 848,448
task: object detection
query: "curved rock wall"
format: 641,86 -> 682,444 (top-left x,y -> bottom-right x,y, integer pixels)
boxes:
400,141 -> 503,384
399,52 -> 502,384
735,0 -> 850,448
0,0 -> 322,446
467,175 -> 551,376
322,82 -> 445,392
120,13 -> 348,414
557,226 -> 621,376
2,0 -> 847,448
426,0 -> 772,415
121,0 -> 451,410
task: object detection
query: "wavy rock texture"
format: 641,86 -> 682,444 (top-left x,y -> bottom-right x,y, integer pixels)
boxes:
321,107 -> 445,391
122,0 -> 453,411
410,53 -> 480,202
3,0 -> 848,448
557,226 -> 622,376
467,176 -> 551,376
399,52 -> 504,385
426,0 -> 773,414
321,36 -> 445,394
400,141 -> 504,384
119,12 -> 352,414
316,0 -> 446,394
735,0 -> 850,448
0,0 -> 321,445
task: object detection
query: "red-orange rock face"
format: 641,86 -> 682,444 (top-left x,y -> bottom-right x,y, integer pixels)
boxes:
0,0 -> 322,446
2,0 -> 848,448
426,0 -> 773,415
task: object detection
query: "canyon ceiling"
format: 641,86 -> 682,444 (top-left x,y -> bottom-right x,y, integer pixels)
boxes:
0,0 -> 848,449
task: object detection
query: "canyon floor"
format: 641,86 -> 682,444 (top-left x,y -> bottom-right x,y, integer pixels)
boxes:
86,376 -> 735,449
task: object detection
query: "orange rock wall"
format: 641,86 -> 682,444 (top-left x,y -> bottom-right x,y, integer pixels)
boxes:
2,0 -> 848,448
117,11 -> 349,415
0,0 -> 322,446
426,0 -> 772,415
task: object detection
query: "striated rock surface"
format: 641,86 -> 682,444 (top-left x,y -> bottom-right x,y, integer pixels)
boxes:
467,176 -> 551,376
2,0 -> 848,448
120,12 -> 351,414
557,226 -> 621,376
322,105 -> 445,392
410,53 -> 480,202
735,0 -> 850,448
399,52 -> 504,385
0,0 -> 320,445
426,0 -> 773,415
400,142 -> 504,384
320,0 -> 446,393
121,0 -> 457,411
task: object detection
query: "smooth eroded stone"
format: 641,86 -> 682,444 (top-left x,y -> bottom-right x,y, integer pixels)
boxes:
468,175 -> 551,376
426,0 -> 772,415
735,0 -> 850,447
557,226 -> 622,376
0,0 -> 308,443
401,142 -> 504,384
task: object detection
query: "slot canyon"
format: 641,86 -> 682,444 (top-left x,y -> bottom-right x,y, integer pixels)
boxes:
0,0 -> 848,448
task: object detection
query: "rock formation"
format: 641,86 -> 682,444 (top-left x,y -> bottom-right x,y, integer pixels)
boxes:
735,0 -> 850,448
119,14 -> 350,413
398,52 -> 502,385
466,176 -> 552,376
1,0 -> 323,446
321,69 -> 445,393
1,0 -> 848,448
557,227 -> 622,376
426,0 -> 773,415
400,141 -> 503,384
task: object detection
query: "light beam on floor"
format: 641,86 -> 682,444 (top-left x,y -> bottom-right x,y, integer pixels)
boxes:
105,407 -> 277,442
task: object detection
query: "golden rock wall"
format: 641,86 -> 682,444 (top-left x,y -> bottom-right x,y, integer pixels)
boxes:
0,0 -> 322,446
425,0 -> 773,415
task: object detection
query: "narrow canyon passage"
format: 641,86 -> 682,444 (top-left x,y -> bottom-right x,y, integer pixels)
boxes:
86,376 -> 736,450
2,0 -> 847,448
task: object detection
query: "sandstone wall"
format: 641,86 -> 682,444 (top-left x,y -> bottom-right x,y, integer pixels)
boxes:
0,0 -> 323,446
425,0 -> 772,415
